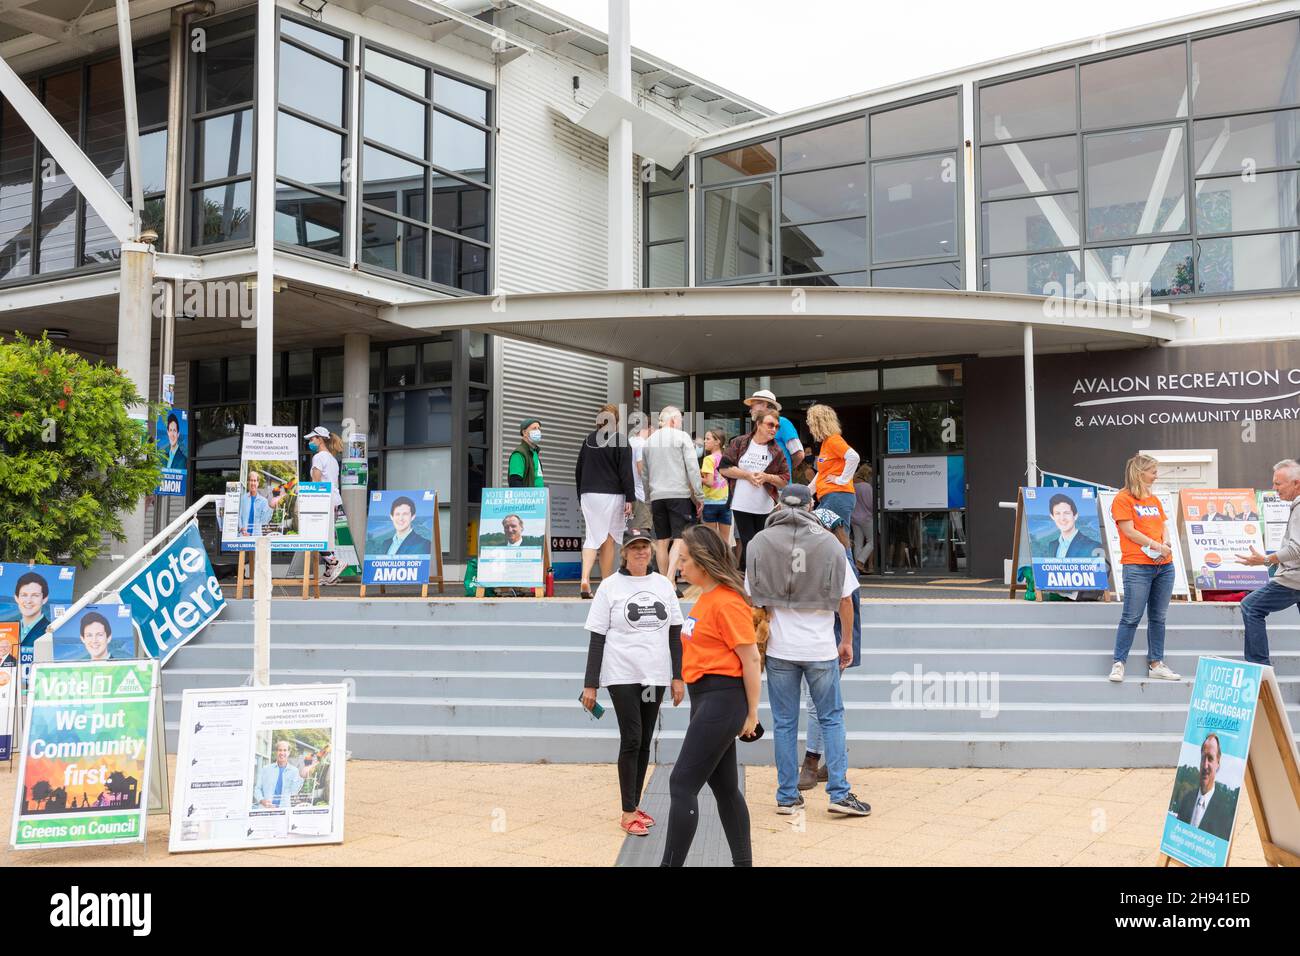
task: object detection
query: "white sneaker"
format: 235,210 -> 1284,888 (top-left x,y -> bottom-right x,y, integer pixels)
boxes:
1108,661 -> 1125,683
1147,661 -> 1180,681
321,559 -> 343,585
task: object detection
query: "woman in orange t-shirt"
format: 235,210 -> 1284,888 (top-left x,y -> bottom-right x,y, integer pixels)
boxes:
808,404 -> 860,526
1109,454 -> 1180,684
660,525 -> 761,868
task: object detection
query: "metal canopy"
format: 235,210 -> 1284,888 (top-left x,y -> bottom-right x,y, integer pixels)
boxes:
382,286 -> 1184,375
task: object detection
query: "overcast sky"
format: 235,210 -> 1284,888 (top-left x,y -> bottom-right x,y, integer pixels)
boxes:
542,0 -> 1233,112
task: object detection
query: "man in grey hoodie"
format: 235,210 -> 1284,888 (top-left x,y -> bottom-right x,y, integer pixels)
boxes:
643,405 -> 703,591
746,484 -> 870,818
1235,458 -> 1300,665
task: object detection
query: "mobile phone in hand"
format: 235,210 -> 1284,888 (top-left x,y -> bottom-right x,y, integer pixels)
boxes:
580,694 -> 605,719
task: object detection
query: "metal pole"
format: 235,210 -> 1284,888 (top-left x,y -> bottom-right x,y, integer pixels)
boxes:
114,0 -> 144,239
606,0 -> 632,290
1023,323 -> 1038,487
252,0 -> 277,686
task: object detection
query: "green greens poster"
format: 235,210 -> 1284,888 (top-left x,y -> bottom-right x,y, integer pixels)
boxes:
10,660 -> 157,850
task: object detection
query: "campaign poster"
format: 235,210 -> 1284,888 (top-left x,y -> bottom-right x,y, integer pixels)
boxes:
548,485 -> 584,582
10,660 -> 157,850
52,603 -> 136,662
119,521 -> 226,664
155,408 -> 189,497
1180,489 -> 1269,591
0,622 -> 16,760
1098,491 -> 1190,598
362,490 -> 435,585
169,683 -> 347,852
222,426 -> 302,550
1259,491 -> 1293,555
0,562 -> 76,690
1023,486 -> 1107,591
1160,657 -> 1261,867
341,433 -> 369,488
476,488 -> 548,588
886,419 -> 911,455
882,455 -> 966,510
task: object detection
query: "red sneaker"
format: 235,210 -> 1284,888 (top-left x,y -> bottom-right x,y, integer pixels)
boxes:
620,817 -> 649,837
634,809 -> 655,828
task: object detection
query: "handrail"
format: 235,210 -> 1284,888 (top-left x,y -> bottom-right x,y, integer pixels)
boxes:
45,493 -> 224,638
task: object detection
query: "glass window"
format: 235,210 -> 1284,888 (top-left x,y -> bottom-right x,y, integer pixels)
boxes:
648,189 -> 687,241
139,130 -> 168,195
430,181 -> 485,240
384,447 -> 451,498
980,68 -> 1076,141
781,164 -> 866,221
468,332 -> 487,383
365,80 -> 426,159
1085,126 -> 1187,242
286,350 -> 313,396
195,358 -> 223,403
432,112 -> 486,181
83,59 -> 125,265
0,100 -> 34,280
386,388 -> 452,445
467,447 -> 486,503
880,398 -> 963,449
199,24 -> 255,112
871,154 -> 958,262
702,182 -> 773,279
647,243 -> 685,286
1193,109 -> 1300,175
435,73 -> 488,124
364,146 -> 425,216
783,271 -> 869,286
134,40 -> 171,128
980,136 -> 1079,199
646,380 -> 686,414
1081,44 -> 1188,129
1084,240 -> 1195,298
227,356 -> 251,400
193,181 -> 252,245
781,219 -> 867,275
361,210 -> 426,278
982,194 -> 1079,255
871,95 -> 958,157
1195,170 -> 1300,233
982,251 -> 1083,296
1193,21 -> 1300,116
467,389 -> 487,445
365,48 -> 426,96
872,261 -> 962,290
430,234 -> 487,293
702,378 -> 740,402
421,339 -> 453,382
1196,232 -> 1300,294
281,18 -> 345,59
277,113 -> 344,192
274,193 -> 345,256
194,404 -> 249,457
781,117 -> 865,172
701,141 -> 776,184
196,110 -> 253,181
386,345 -> 417,387
279,42 -> 345,127
319,353 -> 344,392
38,70 -> 80,274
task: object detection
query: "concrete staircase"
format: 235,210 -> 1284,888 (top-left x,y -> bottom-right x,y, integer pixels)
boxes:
160,597 -> 1300,768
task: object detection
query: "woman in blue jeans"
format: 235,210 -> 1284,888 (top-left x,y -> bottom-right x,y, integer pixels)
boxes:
1109,454 -> 1181,682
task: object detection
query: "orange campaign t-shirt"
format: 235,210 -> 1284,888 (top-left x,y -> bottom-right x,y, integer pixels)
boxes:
1112,490 -> 1168,565
814,434 -> 854,499
681,585 -> 756,683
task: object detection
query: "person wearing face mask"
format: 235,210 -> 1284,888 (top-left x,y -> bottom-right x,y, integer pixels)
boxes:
508,419 -> 545,488
306,427 -> 346,585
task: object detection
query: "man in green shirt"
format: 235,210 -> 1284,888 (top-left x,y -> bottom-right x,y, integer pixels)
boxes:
508,419 -> 544,488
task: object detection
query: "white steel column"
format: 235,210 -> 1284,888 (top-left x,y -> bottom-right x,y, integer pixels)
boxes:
606,0 -> 632,289
1023,323 -> 1038,486
115,0 -> 144,237
342,333 -> 370,562
252,0 -> 277,686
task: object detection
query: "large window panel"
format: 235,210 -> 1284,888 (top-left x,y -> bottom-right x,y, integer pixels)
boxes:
871,95 -> 958,157
386,388 -> 452,445
980,67 -> 1076,141
430,181 -> 486,240
982,194 -> 1080,255
38,70 -> 81,274
1084,240 -> 1195,298
432,112 -> 486,182
1085,126 -> 1187,242
1196,232 -> 1300,294
781,117 -> 865,171
384,447 -> 451,498
0,100 -> 34,280
279,41 -> 345,127
435,73 -> 488,124
430,234 -> 487,293
872,261 -> 961,290
196,110 -> 253,182
701,141 -> 776,185
361,209 -> 426,278
277,112 -> 344,193
193,181 -> 252,245
364,81 -> 426,159
139,130 -> 168,195
702,182 -> 774,279
781,165 -> 866,221
1193,20 -> 1300,116
647,242 -> 686,286
980,136 -> 1079,199
83,59 -> 125,265
871,154 -> 958,262
648,189 -> 687,241
982,251 -> 1083,296
1081,43 -> 1188,129
199,21 -> 255,112
274,193 -> 344,256
364,146 -> 425,216
282,17 -> 345,58
780,218 -> 867,275
1195,170 -> 1300,233
365,48 -> 426,96
1193,109 -> 1300,175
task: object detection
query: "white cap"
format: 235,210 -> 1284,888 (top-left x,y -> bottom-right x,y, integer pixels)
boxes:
308,426 -> 331,439
744,388 -> 782,411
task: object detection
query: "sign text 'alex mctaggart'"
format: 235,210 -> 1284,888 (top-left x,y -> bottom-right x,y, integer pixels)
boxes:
10,660 -> 157,850
118,521 -> 226,665
169,683 -> 347,853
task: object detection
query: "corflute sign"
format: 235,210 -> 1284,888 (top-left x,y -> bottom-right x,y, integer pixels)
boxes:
118,521 -> 226,664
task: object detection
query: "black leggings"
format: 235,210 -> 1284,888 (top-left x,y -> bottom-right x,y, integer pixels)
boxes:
732,510 -> 767,565
660,675 -> 752,867
607,684 -> 664,813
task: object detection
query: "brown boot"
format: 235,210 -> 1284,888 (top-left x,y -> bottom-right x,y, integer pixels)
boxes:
797,754 -> 820,791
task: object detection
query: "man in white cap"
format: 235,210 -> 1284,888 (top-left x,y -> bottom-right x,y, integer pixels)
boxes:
744,388 -> 805,476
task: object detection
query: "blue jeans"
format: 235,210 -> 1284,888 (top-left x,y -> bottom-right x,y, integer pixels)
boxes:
1112,562 -> 1175,664
807,548 -> 861,755
1240,580 -> 1300,666
766,657 -> 849,803
818,491 -> 855,525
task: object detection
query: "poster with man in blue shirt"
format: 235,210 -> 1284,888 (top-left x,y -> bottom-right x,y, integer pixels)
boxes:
155,409 -> 188,496
1024,486 -> 1107,591
362,490 -> 436,585
0,562 -> 76,690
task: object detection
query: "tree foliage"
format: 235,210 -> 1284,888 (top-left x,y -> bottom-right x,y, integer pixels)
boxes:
0,334 -> 161,566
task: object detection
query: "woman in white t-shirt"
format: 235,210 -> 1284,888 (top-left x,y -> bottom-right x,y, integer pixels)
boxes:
719,411 -> 791,564
306,426 -> 345,584
581,527 -> 685,836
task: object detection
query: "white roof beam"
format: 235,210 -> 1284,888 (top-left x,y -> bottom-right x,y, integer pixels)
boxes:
0,7 -> 93,51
